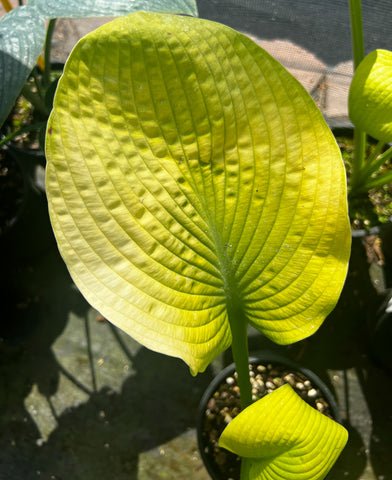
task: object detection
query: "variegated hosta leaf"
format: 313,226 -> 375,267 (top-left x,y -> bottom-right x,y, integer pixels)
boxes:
349,49 -> 392,143
45,12 -> 351,374
0,0 -> 198,127
219,384 -> 348,480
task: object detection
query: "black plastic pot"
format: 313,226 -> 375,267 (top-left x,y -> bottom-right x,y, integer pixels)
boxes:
197,352 -> 341,480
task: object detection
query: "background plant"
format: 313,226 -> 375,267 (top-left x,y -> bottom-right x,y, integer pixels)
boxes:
347,0 -> 392,223
45,11 -> 350,479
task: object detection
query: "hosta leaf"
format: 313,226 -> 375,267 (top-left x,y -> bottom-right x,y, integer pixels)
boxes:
0,6 -> 46,126
27,0 -> 198,19
0,0 -> 197,127
349,49 -> 392,143
45,12 -> 350,374
219,384 -> 348,480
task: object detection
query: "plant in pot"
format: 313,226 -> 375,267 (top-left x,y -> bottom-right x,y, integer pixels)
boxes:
342,0 -> 392,369
0,0 -> 198,256
44,11 -> 351,480
346,0 -> 392,232
198,353 -> 344,479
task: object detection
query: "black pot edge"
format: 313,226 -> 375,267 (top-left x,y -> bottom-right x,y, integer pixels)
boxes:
197,352 -> 342,480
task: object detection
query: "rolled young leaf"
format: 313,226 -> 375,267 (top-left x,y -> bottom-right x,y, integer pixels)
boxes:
46,12 -> 351,374
349,49 -> 392,143
219,384 -> 348,480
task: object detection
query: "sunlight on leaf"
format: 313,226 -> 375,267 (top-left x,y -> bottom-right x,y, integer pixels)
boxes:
219,384 -> 348,480
349,49 -> 392,143
46,12 -> 351,374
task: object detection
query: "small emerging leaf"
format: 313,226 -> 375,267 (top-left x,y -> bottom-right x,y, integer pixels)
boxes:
46,12 -> 350,374
219,384 -> 348,480
349,49 -> 392,143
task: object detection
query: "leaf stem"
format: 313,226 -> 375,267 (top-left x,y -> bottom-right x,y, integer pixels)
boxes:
356,168 -> 392,192
20,84 -> 47,116
227,312 -> 253,480
351,128 -> 366,188
360,142 -> 392,180
43,19 -> 57,87
348,0 -> 365,70
348,0 -> 366,187
0,122 -> 46,148
31,67 -> 45,101
228,306 -> 252,410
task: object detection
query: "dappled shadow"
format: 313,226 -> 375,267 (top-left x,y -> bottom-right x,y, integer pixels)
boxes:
1,225 -> 391,479
30,347 -> 212,480
360,364 -> 392,480
1,144 -> 392,479
0,242 -> 90,479
0,239 -> 213,479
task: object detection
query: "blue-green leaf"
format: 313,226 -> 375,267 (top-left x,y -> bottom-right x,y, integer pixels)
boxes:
0,6 -> 46,127
27,0 -> 198,19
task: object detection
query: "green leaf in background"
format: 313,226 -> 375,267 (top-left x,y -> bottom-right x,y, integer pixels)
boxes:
0,6 -> 46,127
219,384 -> 348,480
45,12 -> 351,374
349,49 -> 392,143
27,0 -> 198,18
0,0 -> 198,128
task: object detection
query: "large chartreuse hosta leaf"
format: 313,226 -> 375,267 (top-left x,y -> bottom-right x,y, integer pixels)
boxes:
349,49 -> 392,143
219,384 -> 348,480
46,12 -> 350,374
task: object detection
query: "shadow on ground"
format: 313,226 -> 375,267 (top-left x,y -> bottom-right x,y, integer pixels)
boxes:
17,348 -> 211,480
0,235 -> 213,480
